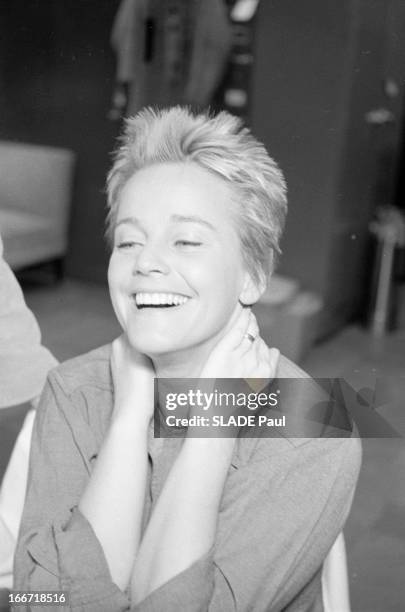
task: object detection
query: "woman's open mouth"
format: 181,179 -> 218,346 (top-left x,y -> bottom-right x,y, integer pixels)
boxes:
133,292 -> 191,310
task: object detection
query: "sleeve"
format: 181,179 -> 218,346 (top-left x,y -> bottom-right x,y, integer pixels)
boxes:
0,409 -> 35,590
13,373 -> 130,612
131,436 -> 361,612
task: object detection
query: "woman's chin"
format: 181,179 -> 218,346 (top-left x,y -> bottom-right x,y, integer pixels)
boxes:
124,325 -> 227,371
125,335 -> 214,371
125,332 -> 184,358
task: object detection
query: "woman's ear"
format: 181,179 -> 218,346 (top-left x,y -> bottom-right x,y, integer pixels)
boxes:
239,271 -> 267,306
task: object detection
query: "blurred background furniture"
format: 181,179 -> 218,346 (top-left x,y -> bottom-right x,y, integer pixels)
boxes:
0,141 -> 75,277
251,0 -> 405,339
253,274 -> 323,363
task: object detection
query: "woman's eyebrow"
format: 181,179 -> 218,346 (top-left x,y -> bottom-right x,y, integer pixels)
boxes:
114,216 -> 144,230
170,214 -> 216,231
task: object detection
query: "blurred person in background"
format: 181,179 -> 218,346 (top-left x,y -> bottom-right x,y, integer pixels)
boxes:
0,233 -> 57,607
14,107 -> 361,611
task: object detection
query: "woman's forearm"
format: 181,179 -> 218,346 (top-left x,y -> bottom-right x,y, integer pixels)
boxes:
79,409 -> 150,591
131,437 -> 235,604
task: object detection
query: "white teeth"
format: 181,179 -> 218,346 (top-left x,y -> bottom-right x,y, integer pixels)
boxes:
135,292 -> 189,307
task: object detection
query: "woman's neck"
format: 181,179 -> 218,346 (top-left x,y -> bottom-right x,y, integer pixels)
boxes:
151,339 -> 216,380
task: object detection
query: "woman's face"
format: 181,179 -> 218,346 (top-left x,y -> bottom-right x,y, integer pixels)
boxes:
108,162 -> 258,358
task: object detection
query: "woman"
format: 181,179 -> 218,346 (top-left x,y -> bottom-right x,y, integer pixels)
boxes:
14,107 -> 361,611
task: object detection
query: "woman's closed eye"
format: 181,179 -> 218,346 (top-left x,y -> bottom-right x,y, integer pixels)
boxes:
174,239 -> 203,248
116,240 -> 144,250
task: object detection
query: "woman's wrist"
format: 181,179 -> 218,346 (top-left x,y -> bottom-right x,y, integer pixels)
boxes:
182,435 -> 236,466
111,403 -> 152,435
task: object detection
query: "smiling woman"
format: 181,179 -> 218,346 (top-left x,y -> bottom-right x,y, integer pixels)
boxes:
14,107 -> 361,612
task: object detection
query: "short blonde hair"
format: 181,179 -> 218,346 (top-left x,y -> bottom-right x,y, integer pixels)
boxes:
106,106 -> 287,282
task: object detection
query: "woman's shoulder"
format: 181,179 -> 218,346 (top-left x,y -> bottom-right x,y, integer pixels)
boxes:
34,345 -> 114,446
276,353 -> 310,378
238,352 -> 362,469
48,343 -> 113,399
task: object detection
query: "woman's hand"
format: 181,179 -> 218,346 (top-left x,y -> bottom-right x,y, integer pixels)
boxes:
200,305 -> 280,381
183,306 -> 279,440
111,334 -> 155,424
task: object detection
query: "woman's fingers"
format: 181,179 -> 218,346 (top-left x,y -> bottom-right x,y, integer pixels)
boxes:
250,315 -> 259,338
267,347 -> 280,377
223,309 -> 262,352
218,307 -> 252,350
241,312 -> 259,348
247,340 -> 279,379
201,308 -> 279,381
242,339 -> 277,391
111,335 -> 125,374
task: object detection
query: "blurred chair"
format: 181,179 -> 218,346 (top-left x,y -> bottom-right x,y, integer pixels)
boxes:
323,532 -> 351,612
0,141 -> 75,277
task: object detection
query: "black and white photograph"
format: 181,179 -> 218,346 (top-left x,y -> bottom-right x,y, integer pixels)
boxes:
0,1 -> 404,611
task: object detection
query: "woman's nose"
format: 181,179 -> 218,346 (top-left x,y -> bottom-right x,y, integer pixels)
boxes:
132,243 -> 170,276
